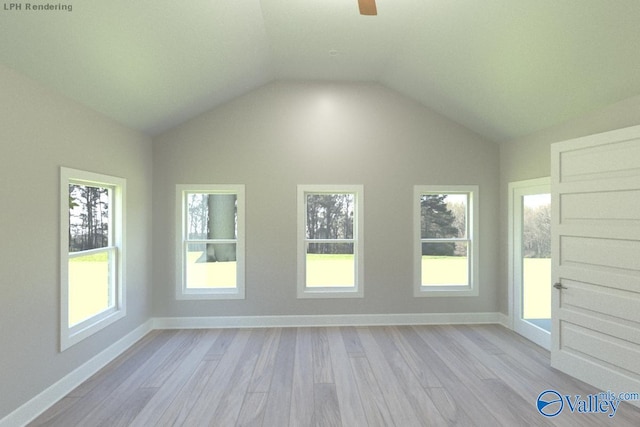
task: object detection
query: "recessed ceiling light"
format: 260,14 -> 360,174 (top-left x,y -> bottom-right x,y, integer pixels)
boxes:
329,49 -> 339,57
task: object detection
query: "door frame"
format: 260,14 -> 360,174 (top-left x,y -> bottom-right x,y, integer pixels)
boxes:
508,177 -> 551,349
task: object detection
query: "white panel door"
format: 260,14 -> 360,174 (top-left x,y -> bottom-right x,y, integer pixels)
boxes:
551,125 -> 640,408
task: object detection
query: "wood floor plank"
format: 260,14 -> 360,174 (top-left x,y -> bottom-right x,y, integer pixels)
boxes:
95,387 -> 157,427
442,325 -> 554,411
153,360 -> 219,426
445,325 -> 584,426
400,326 -> 502,425
348,356 -> 396,427
356,327 -> 425,426
311,383 -> 342,427
326,327 -> 367,426
470,324 -> 551,369
28,324 -> 640,427
341,326 -> 366,357
429,325 -> 497,380
180,329 -> 252,425
128,329 -> 220,427
387,327 -> 478,426
386,326 -> 443,388
262,327 -> 297,427
140,329 -> 203,388
247,327 -> 281,393
203,328 -> 239,361
235,392 -> 268,427
455,324 -> 504,355
210,329 -> 267,427
414,325 -> 556,427
312,327 -> 334,384
423,387 -> 478,427
471,326 -> 610,402
290,327 -> 314,427
370,327 -> 449,427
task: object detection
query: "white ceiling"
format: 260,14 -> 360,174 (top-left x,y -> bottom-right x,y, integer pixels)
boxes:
2,0 -> 640,142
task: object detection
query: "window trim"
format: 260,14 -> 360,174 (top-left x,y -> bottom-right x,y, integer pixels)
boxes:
176,184 -> 245,300
297,184 -> 364,299
60,167 -> 126,351
413,185 -> 479,297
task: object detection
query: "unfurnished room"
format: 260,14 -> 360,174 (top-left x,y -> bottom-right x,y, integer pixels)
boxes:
1,1 -> 640,426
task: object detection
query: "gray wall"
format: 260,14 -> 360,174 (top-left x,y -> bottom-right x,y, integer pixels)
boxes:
0,65 -> 153,419
152,82 -> 500,318
498,94 -> 640,314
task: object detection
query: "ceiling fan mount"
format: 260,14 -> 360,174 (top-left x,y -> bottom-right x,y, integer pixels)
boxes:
358,0 -> 377,16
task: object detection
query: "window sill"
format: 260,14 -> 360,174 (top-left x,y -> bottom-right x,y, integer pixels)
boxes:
414,286 -> 478,297
176,289 -> 245,300
297,288 -> 364,299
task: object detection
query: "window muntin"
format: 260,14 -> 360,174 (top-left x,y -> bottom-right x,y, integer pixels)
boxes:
177,185 -> 245,299
298,185 -> 363,298
414,185 -> 478,296
61,168 -> 126,351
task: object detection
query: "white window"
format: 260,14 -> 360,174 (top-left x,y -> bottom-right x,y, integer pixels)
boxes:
297,185 -> 364,298
60,167 -> 126,351
176,185 -> 245,300
414,185 -> 479,297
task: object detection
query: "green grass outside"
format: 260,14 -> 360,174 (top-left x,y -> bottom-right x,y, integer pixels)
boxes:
69,251 -> 108,262
421,256 -> 468,285
306,253 -> 355,287
186,251 -> 237,288
67,252 -> 552,324
68,253 -> 110,326
523,258 -> 551,319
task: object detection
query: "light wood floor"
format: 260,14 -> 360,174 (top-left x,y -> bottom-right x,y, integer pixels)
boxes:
30,325 -> 640,426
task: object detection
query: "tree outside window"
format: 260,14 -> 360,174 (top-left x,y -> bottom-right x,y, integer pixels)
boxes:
176,185 -> 245,300
60,167 -> 126,351
298,185 -> 364,298
415,185 -> 478,296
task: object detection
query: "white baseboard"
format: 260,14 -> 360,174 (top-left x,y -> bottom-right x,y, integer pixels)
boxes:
0,320 -> 153,427
153,312 -> 504,329
3,312 -> 504,426
497,312 -> 510,328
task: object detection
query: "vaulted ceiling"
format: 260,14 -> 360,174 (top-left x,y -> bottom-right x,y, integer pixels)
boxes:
2,0 -> 640,142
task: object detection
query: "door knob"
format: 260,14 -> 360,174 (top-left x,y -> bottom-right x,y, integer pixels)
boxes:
553,282 -> 567,290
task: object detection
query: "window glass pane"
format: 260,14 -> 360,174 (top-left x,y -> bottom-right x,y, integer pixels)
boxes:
186,243 -> 237,289
61,168 -> 127,350
306,242 -> 354,287
187,193 -> 237,240
68,250 -> 114,326
420,194 -> 466,239
69,184 -> 110,252
421,242 -> 468,285
306,193 -> 354,239
522,194 -> 551,259
522,193 -> 551,321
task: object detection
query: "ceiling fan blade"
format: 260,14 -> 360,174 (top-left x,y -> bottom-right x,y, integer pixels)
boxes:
358,0 -> 377,15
